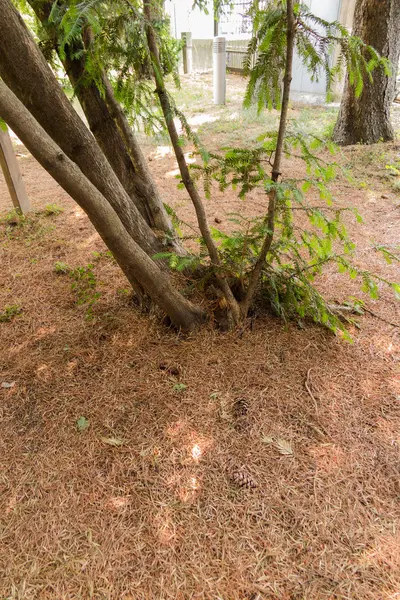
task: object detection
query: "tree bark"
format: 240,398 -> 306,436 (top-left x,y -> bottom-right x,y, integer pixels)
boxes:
0,80 -> 205,331
333,0 -> 400,145
0,0 -> 161,258
241,0 -> 295,317
100,74 -> 173,234
28,0 -> 174,235
143,0 -> 241,324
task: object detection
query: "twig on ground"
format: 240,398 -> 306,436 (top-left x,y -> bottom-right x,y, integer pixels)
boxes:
362,306 -> 399,328
329,303 -> 399,328
305,368 -> 319,415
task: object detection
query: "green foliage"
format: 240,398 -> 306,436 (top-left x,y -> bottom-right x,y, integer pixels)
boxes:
172,383 -> 187,393
43,203 -> 64,216
91,249 -> 115,262
76,415 -> 89,431
375,244 -> 400,267
178,1 -> 397,335
54,261 -> 70,274
54,261 -> 100,316
0,208 -> 27,227
43,0 -> 182,133
191,120 -> 398,335
244,1 -> 391,109
70,263 -> 100,316
153,251 -> 201,273
0,304 -> 22,323
0,209 -> 35,241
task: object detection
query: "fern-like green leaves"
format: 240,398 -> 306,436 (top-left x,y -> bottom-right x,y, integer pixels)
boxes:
245,1 -> 391,109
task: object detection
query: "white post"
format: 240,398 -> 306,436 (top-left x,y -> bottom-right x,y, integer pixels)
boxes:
0,126 -> 30,214
181,32 -> 193,74
213,36 -> 226,105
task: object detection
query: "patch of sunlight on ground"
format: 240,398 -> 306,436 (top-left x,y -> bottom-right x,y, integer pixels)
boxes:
191,443 -> 202,462
166,419 -> 187,437
178,475 -> 201,503
151,146 -> 173,160
187,114 -> 219,128
105,496 -> 130,511
154,508 -> 176,545
165,152 -> 197,178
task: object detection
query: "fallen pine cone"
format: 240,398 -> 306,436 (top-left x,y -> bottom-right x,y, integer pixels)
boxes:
229,469 -> 258,490
233,397 -> 249,418
159,362 -> 180,377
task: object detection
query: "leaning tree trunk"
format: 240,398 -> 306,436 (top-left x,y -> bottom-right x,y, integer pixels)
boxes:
28,0 -> 174,236
0,80 -> 205,332
333,0 -> 400,145
0,0 -> 161,259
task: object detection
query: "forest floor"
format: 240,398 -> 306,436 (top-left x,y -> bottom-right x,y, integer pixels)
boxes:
0,73 -> 399,600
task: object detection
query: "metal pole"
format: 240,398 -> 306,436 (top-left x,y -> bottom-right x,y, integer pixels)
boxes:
213,36 -> 226,105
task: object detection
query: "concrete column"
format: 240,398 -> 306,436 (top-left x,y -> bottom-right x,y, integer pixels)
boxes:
213,36 -> 226,105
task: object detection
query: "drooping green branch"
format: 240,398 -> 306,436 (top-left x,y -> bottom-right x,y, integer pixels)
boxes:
245,1 -> 391,109
240,0 -> 295,317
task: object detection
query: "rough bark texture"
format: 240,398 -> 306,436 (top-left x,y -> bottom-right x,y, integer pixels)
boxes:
28,0 -> 173,234
333,0 -> 400,145
144,0 -> 241,324
0,0 -> 161,258
0,80 -> 205,331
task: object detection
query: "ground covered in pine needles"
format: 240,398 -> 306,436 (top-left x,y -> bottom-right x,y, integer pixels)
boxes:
0,73 -> 399,599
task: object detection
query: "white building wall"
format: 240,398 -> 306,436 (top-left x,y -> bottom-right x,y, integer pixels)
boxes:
291,0 -> 343,94
165,0 -> 214,40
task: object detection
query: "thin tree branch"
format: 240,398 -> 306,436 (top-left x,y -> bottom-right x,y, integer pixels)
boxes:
143,0 -> 240,323
241,0 -> 296,317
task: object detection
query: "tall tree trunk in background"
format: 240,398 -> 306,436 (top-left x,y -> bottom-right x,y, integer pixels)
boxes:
28,0 -> 174,236
333,0 -> 400,145
0,81 -> 205,331
0,0 -> 161,258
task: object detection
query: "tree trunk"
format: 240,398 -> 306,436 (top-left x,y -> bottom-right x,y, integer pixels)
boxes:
0,80 -> 205,332
241,0 -> 295,317
28,0 -> 174,236
143,0 -> 241,324
0,0 -> 161,258
333,0 -> 400,145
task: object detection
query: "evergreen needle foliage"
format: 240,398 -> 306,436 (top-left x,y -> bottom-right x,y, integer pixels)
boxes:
27,0 -> 182,133
185,0 -> 397,335
244,0 -> 391,108
15,0 -> 399,334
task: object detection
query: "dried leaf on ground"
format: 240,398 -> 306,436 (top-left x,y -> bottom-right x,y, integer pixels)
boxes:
77,416 -> 89,432
101,437 -> 125,447
1,381 -> 15,389
274,437 -> 293,455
